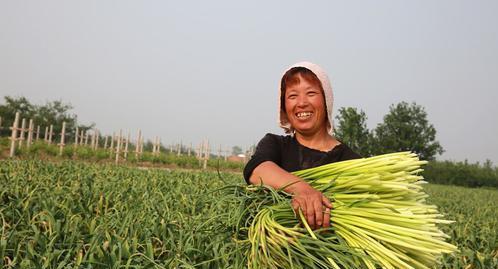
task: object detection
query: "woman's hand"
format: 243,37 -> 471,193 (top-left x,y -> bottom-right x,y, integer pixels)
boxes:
288,181 -> 332,230
249,161 -> 332,229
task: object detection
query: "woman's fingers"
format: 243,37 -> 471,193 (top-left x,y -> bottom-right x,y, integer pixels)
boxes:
323,207 -> 331,228
322,196 -> 332,228
292,198 -> 316,229
322,196 -> 333,209
292,198 -> 307,218
306,200 -> 316,229
297,198 -> 314,229
313,199 -> 323,228
292,191 -> 333,230
315,195 -> 333,229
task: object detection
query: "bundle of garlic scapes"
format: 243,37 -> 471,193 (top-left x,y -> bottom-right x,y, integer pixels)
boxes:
239,152 -> 457,269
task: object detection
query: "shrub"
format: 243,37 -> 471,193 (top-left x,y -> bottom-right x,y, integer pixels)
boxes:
423,160 -> 498,188
75,146 -> 94,159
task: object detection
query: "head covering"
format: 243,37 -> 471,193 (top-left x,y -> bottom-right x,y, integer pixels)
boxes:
278,61 -> 334,135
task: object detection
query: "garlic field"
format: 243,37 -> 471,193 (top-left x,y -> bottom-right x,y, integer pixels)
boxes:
0,160 -> 496,268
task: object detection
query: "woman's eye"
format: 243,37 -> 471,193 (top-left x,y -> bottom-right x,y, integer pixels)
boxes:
288,94 -> 297,99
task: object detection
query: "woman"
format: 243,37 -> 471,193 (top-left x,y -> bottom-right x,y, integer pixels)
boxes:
243,61 -> 361,230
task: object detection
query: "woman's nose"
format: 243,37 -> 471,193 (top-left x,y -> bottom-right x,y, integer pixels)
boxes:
297,95 -> 309,106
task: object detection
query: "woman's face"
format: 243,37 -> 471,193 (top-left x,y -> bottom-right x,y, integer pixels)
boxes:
284,74 -> 327,136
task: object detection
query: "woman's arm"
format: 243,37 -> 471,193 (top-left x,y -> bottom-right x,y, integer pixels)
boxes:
249,161 -> 332,230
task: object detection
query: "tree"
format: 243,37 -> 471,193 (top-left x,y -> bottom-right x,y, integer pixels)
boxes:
334,107 -> 374,157
373,102 -> 444,160
0,96 -> 35,135
39,100 -> 94,141
0,96 -> 93,140
232,146 -> 243,156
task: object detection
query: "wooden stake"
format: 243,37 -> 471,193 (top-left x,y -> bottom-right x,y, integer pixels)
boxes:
137,136 -> 141,155
59,122 -> 66,156
74,127 -> 79,149
94,129 -> 99,150
18,118 -> 26,148
48,125 -> 53,144
79,130 -> 84,146
139,136 -> 144,154
90,130 -> 96,149
157,137 -> 161,155
84,131 -> 89,145
27,119 -> 34,147
200,142 -> 204,159
115,130 -> 122,164
36,125 -> 40,140
177,142 -> 182,156
203,140 -> 209,169
196,143 -> 201,167
9,112 -> 20,157
124,131 -> 130,159
152,138 -> 156,154
104,135 -> 108,150
135,129 -> 142,157
44,126 -> 49,142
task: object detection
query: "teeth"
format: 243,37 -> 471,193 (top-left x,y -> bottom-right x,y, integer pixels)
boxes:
297,112 -> 312,118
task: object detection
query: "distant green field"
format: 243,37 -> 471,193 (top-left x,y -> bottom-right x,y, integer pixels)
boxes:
1,160 -> 496,268
425,184 -> 498,268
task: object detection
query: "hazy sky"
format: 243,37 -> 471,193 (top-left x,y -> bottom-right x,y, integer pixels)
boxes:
1,1 -> 497,164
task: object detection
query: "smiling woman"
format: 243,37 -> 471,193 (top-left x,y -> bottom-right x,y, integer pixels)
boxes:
243,61 -> 361,230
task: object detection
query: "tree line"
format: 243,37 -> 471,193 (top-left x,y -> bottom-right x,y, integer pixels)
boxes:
334,102 -> 444,160
333,103 -> 497,188
0,96 -> 94,141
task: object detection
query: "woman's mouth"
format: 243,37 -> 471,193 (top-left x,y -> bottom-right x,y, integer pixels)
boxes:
296,112 -> 313,120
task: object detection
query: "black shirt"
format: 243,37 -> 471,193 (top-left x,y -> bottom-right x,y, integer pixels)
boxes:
243,133 -> 361,184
